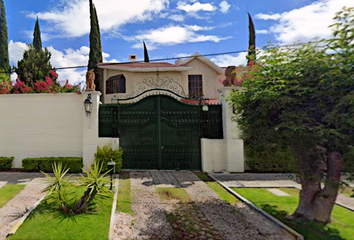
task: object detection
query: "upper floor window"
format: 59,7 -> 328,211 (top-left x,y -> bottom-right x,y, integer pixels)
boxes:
106,74 -> 126,94
188,75 -> 203,99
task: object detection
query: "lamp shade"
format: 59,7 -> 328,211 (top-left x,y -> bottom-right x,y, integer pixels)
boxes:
84,94 -> 93,116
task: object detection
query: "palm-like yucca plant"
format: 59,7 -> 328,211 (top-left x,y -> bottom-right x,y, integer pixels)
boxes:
73,162 -> 110,214
41,162 -> 71,213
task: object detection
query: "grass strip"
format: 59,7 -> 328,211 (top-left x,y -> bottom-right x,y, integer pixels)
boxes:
117,171 -> 134,216
156,187 -> 191,203
194,172 -> 240,204
8,186 -> 113,240
0,184 -> 25,208
233,187 -> 354,240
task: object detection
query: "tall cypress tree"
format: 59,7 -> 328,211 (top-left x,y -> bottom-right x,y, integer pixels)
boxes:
247,12 -> 256,66
143,41 -> 149,62
88,0 -> 102,71
33,16 -> 42,52
0,0 -> 10,74
88,0 -> 102,92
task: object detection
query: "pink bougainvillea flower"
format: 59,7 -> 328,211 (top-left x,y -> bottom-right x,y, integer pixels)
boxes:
0,87 -> 8,94
45,76 -> 53,86
52,91 -> 56,94
50,70 -> 58,78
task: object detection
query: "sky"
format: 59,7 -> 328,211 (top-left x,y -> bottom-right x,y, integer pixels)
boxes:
4,0 -> 354,84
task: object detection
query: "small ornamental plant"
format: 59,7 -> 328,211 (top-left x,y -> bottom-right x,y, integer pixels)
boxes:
0,70 -> 81,94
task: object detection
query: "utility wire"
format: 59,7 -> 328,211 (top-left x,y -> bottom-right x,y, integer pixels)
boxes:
0,40 -> 327,75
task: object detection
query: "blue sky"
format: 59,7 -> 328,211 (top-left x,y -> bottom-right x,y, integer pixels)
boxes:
4,0 -> 354,84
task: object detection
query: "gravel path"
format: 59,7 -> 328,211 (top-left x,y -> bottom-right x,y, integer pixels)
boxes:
0,179 -> 46,240
174,171 -> 290,240
114,171 -> 296,240
128,171 -> 173,239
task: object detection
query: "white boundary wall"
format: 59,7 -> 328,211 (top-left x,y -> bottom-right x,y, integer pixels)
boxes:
201,87 -> 244,172
0,92 -> 107,169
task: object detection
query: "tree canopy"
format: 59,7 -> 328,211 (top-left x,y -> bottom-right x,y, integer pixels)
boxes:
33,17 -> 42,52
230,7 -> 354,223
15,46 -> 54,86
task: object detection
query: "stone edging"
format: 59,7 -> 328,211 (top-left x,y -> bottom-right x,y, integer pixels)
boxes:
6,193 -> 48,237
109,177 -> 119,240
208,173 -> 304,240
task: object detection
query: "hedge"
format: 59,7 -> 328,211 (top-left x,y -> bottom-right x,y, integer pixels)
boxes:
22,157 -> 83,173
0,157 -> 14,171
244,143 -> 296,173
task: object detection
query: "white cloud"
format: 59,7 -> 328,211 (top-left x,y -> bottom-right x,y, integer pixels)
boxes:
177,2 -> 216,12
219,1 -> 231,14
8,40 -> 29,66
27,0 -> 169,38
255,13 -> 282,20
130,25 -> 228,48
8,41 -> 116,85
210,52 -> 248,67
168,14 -> 185,22
256,29 -> 269,34
258,0 -> 354,44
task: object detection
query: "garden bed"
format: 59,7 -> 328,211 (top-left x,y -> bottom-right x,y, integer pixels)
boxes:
8,186 -> 114,240
232,187 -> 354,240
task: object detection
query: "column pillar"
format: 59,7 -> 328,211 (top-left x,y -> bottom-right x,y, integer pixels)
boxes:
82,91 -> 101,171
219,87 -> 244,172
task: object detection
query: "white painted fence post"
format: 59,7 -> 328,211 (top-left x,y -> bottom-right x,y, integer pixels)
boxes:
82,91 -> 101,171
219,87 -> 244,172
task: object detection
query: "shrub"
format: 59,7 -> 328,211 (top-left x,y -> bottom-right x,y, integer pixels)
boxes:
94,144 -> 123,173
245,142 -> 296,173
0,157 -> 14,170
22,157 -> 83,173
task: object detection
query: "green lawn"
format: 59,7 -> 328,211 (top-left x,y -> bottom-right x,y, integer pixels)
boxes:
233,187 -> 354,240
117,172 -> 134,216
194,172 -> 240,204
8,186 -> 114,240
0,184 -> 25,208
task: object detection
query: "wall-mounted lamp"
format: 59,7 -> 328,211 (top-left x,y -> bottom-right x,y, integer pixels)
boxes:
84,93 -> 93,117
111,95 -> 119,104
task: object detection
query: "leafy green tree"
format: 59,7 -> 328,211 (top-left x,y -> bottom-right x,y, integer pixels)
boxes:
88,0 -> 102,91
15,46 -> 53,86
247,12 -> 256,66
33,17 -> 42,52
0,0 -> 10,74
230,7 -> 354,223
143,41 -> 149,62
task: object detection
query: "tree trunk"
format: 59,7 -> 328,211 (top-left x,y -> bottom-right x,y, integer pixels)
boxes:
292,150 -> 342,223
312,151 -> 342,223
73,188 -> 98,214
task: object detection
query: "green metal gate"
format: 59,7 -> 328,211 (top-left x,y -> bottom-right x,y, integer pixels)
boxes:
99,91 -> 223,170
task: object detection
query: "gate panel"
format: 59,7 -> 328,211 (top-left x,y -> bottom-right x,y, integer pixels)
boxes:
119,96 -> 159,169
160,96 -> 201,170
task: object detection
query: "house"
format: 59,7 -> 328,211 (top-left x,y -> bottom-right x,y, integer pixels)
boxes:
97,52 -> 225,104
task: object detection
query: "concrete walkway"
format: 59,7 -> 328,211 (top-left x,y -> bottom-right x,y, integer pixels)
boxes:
209,172 -> 354,211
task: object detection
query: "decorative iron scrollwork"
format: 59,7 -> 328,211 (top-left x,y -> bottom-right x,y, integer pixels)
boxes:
133,77 -> 187,97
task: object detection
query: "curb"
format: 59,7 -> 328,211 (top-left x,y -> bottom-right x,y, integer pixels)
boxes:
109,176 -> 119,240
208,173 -> 304,240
